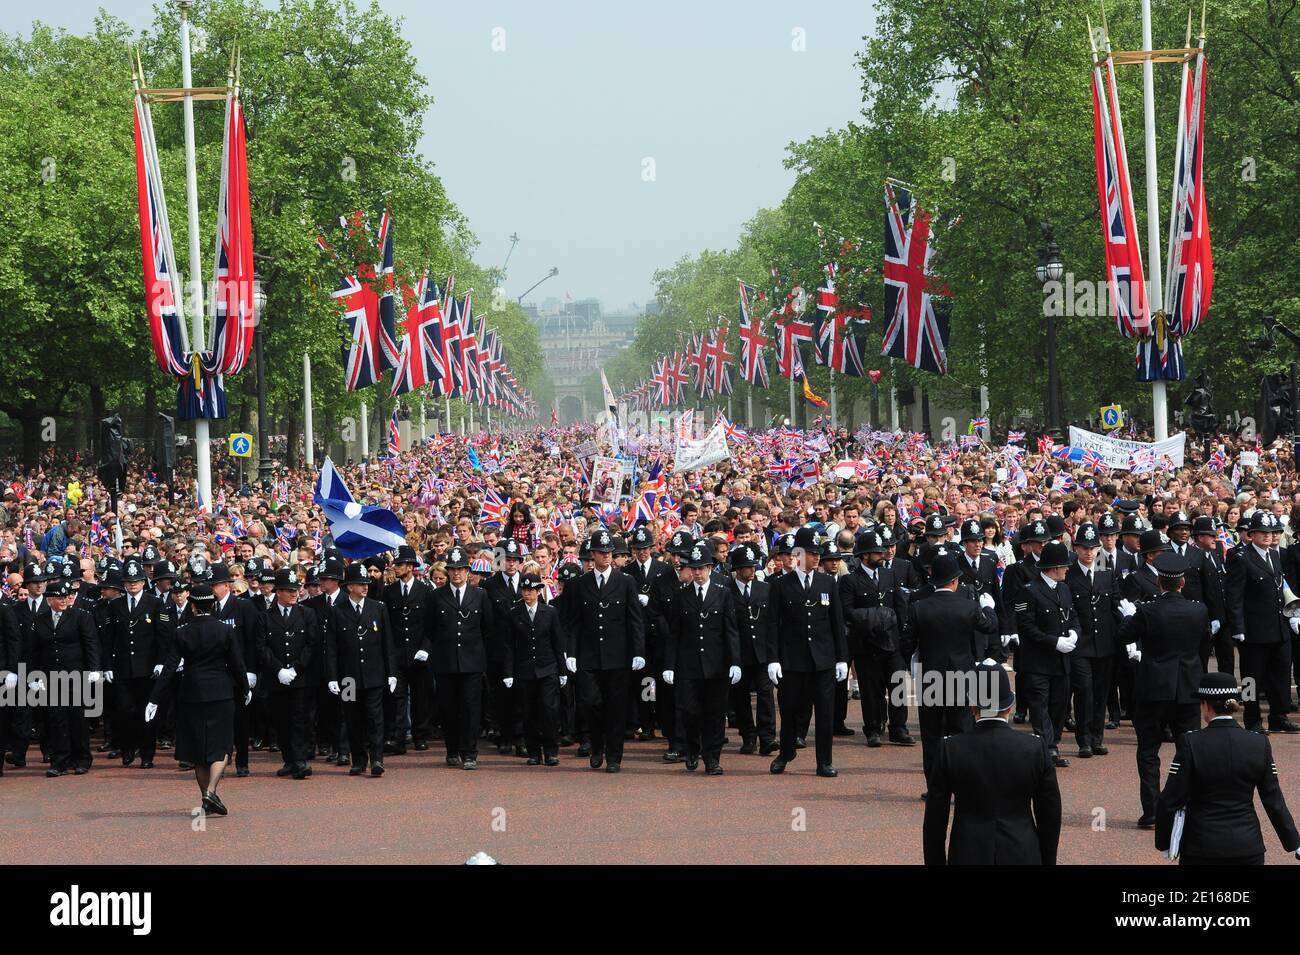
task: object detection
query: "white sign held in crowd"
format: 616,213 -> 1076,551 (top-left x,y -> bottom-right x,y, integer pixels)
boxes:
1067,426 -> 1186,471
674,420 -> 731,473
1239,450 -> 1260,467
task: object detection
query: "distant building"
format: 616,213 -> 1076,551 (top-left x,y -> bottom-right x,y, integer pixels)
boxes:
526,297 -> 642,423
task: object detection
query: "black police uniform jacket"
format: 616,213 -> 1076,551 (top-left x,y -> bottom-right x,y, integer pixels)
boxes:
839,565 -> 906,656
1225,545 -> 1289,645
908,589 -> 998,675
663,580 -> 740,681
261,603 -> 320,690
1013,578 -> 1079,677
769,569 -> 848,673
1195,543 -> 1227,626
382,578 -> 435,667
1170,542 -> 1205,604
563,568 -> 646,671
150,616 -> 250,705
958,551 -> 1003,621
1156,719 -> 1300,860
0,601 -> 21,672
923,719 -> 1063,865
426,583 -> 495,675
1121,563 -> 1161,605
33,605 -> 100,672
483,571 -> 525,663
106,591 -> 167,679
212,593 -> 266,687
14,595 -> 51,669
157,595 -> 192,650
727,576 -> 775,668
1064,561 -> 1121,658
325,596 -> 397,690
627,556 -> 674,660
999,554 -> 1038,636
1118,591 -> 1207,704
505,601 -> 567,680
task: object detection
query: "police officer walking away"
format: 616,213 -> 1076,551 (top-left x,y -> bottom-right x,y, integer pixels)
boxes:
923,662 -> 1062,865
427,546 -> 494,769
1119,552 -> 1208,829
1157,672 -> 1300,865
263,570 -> 320,780
210,563 -> 265,777
1014,542 -> 1078,768
325,563 -> 397,776
768,527 -> 848,778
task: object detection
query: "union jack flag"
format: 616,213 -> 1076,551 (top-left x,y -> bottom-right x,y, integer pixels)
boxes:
458,292 -> 479,401
1007,430 -> 1025,444
275,524 -> 296,553
738,281 -> 769,388
881,180 -> 951,375
391,271 -> 447,397
89,513 -> 107,548
1128,446 -> 1157,474
788,458 -> 821,490
658,494 -> 679,516
479,487 -> 508,528
206,85 -> 255,379
1082,448 -> 1107,472
767,458 -> 796,479
814,263 -> 864,376
321,210 -> 400,391
1165,50 -> 1212,341
1207,448 -> 1227,473
705,323 -> 734,397
388,408 -> 401,457
230,511 -> 247,538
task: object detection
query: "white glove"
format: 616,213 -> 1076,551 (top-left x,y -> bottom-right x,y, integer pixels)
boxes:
1055,636 -> 1077,654
388,676 -> 397,693
245,691 -> 252,705
1211,619 -> 1221,636
246,672 -> 258,689
662,670 -> 674,686
637,593 -> 649,606
729,665 -> 742,685
565,656 -> 577,673
413,649 -> 428,662
277,668 -> 294,686
503,677 -> 514,688
87,671 -> 101,684
286,667 -> 296,682
767,662 -> 782,684
1290,617 -> 1300,635
835,661 -> 848,682
1119,599 -> 1137,618
3,672 -> 16,689
144,702 -> 158,722
328,680 -> 340,695
1126,643 -> 1142,662
980,657 -> 998,667
559,675 -> 567,687
1068,629 -> 1079,643
978,592 -> 995,610
1232,633 -> 1245,643
175,659 -> 184,674
104,669 -> 114,683
1000,634 -> 1017,648
152,664 -> 163,677
631,656 -> 645,671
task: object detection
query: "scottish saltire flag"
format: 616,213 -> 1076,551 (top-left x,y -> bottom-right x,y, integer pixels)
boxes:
738,281 -> 770,388
882,180 -> 951,375
313,456 -> 406,560
388,409 -> 401,457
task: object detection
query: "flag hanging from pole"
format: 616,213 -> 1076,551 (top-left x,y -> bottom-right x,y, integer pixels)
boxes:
881,180 -> 951,375
738,281 -> 770,388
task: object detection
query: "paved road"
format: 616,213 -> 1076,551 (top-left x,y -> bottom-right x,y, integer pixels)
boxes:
4,712 -> 1298,865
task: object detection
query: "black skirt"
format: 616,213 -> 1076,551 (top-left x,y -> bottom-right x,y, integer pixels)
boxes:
174,699 -> 235,765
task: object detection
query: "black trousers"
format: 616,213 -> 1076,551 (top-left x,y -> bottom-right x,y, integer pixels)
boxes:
655,674 -> 682,752
918,703 -> 972,784
778,669 -> 835,767
7,703 -> 35,761
517,675 -> 561,758
484,659 -> 519,743
233,692 -> 251,769
578,668 -> 631,765
730,664 -> 776,745
1112,652 -> 1135,719
115,677 -> 157,761
47,701 -> 91,772
316,682 -> 345,755
558,673 -> 576,740
384,661 -> 435,745
1070,655 -> 1114,749
1212,634 -> 1237,679
270,687 -> 309,767
1239,640 -> 1293,728
1021,671 -> 1069,753
436,672 -> 483,759
676,675 -> 729,763
1133,699 -> 1198,816
858,644 -> 909,735
343,685 -> 385,769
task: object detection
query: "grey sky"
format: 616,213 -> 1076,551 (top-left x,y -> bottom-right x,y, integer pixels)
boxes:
7,1 -> 874,310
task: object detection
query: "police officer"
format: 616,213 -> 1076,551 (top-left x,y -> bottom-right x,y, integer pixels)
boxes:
1191,516 -> 1230,674
562,529 -> 646,774
1225,511 -> 1300,734
107,556 -> 166,769
304,557 -> 347,766
34,578 -> 101,776
726,543 -> 777,755
504,572 -> 567,765
1119,551 -> 1208,828
957,519 -> 1003,622
263,569 -> 320,780
8,560 -> 51,767
1000,520 -> 1049,699
1065,523 -> 1122,758
1014,541 -> 1078,768
1156,671 -> 1300,865
1121,530 -> 1168,606
426,545 -> 494,769
210,563 -> 265,777
0,591 -> 18,776
326,563 -> 397,776
662,542 -> 741,775
650,530 -> 694,762
923,662 -> 1062,865
551,561 -> 584,748
768,527 -> 849,778
626,525 -> 673,743
383,545 -> 435,754
483,538 -> 526,755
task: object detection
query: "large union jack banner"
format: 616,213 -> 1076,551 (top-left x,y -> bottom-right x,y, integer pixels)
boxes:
815,262 -> 865,376
1161,43 -> 1211,354
390,271 -> 446,397
320,209 -> 401,392
881,180 -> 950,375
737,281 -> 770,388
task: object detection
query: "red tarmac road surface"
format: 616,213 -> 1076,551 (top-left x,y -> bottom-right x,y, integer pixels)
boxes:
3,710 -> 1299,865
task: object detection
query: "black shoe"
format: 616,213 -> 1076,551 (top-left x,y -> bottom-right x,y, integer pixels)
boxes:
251,738 -> 264,750
235,766 -> 250,778
577,742 -> 592,757
1012,713 -> 1027,724
370,762 -> 384,777
527,756 -> 540,766
333,755 -> 351,767
816,764 -> 838,778
462,758 -> 478,770
139,759 -> 154,769
349,765 -> 365,776
1247,723 -> 1267,734
662,749 -> 682,763
1270,720 -> 1300,734
1064,718 -> 1076,731
684,756 -> 699,772
605,762 -> 621,773
514,743 -> 528,757
769,758 -> 787,774
445,756 -> 463,767
121,751 -> 136,767
1093,744 -> 1109,756
544,755 -> 560,766
832,725 -> 856,737
202,792 -> 228,816
1105,720 -> 1120,730
589,752 -> 604,769
293,765 -> 312,780
268,743 -> 280,753
73,766 -> 89,775
384,742 -> 406,756
738,739 -> 756,755
888,730 -> 917,747
760,741 -> 780,756
1137,814 -> 1156,830
705,763 -> 723,776
1052,753 -> 1070,768
276,765 -> 295,778
866,733 -> 883,748
46,767 -> 66,777
96,742 -> 112,753
795,737 -> 807,749
413,741 -> 429,751
559,735 -> 575,747
1077,747 -> 1093,759
497,743 -> 512,756
636,730 -> 659,742
178,761 -> 193,770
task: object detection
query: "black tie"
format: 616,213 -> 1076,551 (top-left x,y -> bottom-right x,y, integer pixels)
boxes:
597,574 -> 604,592
1106,554 -> 1113,570
696,584 -> 703,601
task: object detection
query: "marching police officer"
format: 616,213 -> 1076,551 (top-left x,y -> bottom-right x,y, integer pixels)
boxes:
1191,516 -> 1230,674
0,593 -> 18,776
726,543 -> 777,755
768,527 -> 849,778
263,569 -> 320,779
662,542 -> 741,774
562,529 -> 646,774
210,563 -> 265,777
303,557 -> 347,766
1119,552 -> 1208,828
504,572 -> 567,765
1156,671 -> 1300,865
107,556 -> 166,769
626,525 -> 674,744
325,563 -> 397,776
957,519 -> 1003,621
1014,541 -> 1078,768
383,545 -> 436,754
649,530 -> 694,761
1065,523 -> 1122,759
8,560 -> 52,768
483,538 -> 526,755
426,545 -> 494,769
34,578 -> 101,776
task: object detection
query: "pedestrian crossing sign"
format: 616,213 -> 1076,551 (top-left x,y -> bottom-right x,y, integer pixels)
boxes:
229,433 -> 254,458
1099,405 -> 1123,431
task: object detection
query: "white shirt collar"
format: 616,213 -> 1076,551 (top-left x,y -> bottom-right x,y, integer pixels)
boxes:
1253,543 -> 1272,562
1039,572 -> 1058,590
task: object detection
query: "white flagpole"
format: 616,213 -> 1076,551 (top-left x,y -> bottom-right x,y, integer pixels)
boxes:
302,351 -> 314,469
179,2 -> 210,507
746,392 -> 753,429
1141,0 -> 1168,441
444,396 -> 451,432
829,367 -> 838,430
360,400 -> 369,460
788,375 -> 795,425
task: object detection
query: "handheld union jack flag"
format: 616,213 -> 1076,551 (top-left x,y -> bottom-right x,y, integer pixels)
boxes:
478,487 -> 508,528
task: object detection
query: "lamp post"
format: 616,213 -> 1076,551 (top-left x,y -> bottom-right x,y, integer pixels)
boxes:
252,272 -> 271,489
1035,222 -> 1065,434
516,266 -> 559,304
